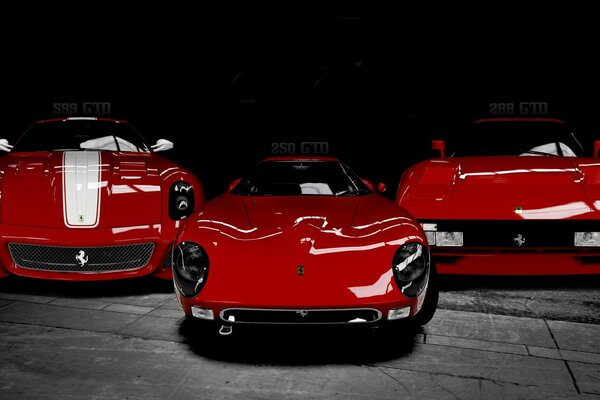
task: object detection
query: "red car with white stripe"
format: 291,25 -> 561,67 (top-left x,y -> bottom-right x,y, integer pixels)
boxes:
0,117 -> 204,281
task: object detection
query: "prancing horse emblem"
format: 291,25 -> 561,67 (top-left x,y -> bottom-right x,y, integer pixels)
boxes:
514,234 -> 526,247
75,250 -> 89,267
297,265 -> 304,276
296,310 -> 308,318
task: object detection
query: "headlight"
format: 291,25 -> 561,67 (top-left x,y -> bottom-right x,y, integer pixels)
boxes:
575,232 -> 600,247
420,223 -> 463,246
392,242 -> 429,297
435,231 -> 463,247
173,242 -> 209,297
169,181 -> 195,220
421,223 -> 437,245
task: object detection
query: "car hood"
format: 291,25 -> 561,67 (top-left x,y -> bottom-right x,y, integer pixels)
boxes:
178,193 -> 424,305
1,151 -> 162,228
399,156 -> 600,220
243,196 -> 360,228
193,192 -> 417,230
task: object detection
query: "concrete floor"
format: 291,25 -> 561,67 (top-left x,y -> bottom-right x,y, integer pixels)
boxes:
438,275 -> 600,324
0,276 -> 598,399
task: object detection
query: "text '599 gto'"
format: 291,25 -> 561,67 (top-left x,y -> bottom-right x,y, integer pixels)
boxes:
397,118 -> 600,275
173,157 -> 438,335
0,117 -> 204,281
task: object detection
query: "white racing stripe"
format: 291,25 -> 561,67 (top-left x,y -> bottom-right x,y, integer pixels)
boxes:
62,151 -> 102,228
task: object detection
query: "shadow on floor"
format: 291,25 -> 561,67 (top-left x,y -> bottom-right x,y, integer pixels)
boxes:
178,319 -> 422,365
0,275 -> 173,299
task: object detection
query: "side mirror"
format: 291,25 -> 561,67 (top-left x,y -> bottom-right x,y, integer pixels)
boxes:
376,182 -> 387,193
228,178 -> 242,191
151,139 -> 174,152
594,141 -> 600,158
0,139 -> 13,152
360,178 -> 375,191
432,140 -> 446,158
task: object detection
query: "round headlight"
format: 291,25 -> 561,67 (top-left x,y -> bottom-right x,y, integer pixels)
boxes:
392,242 -> 429,297
393,243 -> 426,282
173,241 -> 209,297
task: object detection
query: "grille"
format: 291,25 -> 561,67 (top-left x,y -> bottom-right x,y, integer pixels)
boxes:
8,243 -> 155,273
220,308 -> 381,325
423,220 -> 600,248
163,246 -> 173,268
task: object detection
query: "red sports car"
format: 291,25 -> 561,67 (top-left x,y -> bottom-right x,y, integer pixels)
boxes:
397,117 -> 600,275
0,117 -> 204,281
173,157 -> 438,335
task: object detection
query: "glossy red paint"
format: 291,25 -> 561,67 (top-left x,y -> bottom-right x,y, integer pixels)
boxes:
0,119 -> 204,281
397,118 -> 600,275
174,159 -> 431,326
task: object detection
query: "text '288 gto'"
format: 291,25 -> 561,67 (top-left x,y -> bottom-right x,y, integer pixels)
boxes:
0,117 -> 203,281
173,157 -> 438,335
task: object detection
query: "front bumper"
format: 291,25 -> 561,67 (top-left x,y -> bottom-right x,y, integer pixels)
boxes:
0,224 -> 173,281
177,295 -> 425,326
433,249 -> 600,275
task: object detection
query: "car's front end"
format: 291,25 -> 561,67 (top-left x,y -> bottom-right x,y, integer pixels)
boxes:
173,208 -> 433,334
418,219 -> 600,275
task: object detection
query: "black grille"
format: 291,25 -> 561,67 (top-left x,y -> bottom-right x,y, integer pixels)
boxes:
220,308 -> 381,324
163,246 -> 173,268
423,220 -> 600,248
8,243 -> 154,272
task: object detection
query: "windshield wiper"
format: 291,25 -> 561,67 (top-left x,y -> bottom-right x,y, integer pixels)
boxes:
520,149 -> 559,157
335,188 -> 370,196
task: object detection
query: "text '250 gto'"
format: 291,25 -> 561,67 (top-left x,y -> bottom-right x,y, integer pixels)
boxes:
397,117 -> 600,275
0,117 -> 203,281
173,157 -> 438,335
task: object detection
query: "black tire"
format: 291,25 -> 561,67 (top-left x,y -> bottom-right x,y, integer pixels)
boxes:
409,260 -> 439,326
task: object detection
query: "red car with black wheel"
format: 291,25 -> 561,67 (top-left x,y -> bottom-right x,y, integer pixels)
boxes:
173,157 -> 438,336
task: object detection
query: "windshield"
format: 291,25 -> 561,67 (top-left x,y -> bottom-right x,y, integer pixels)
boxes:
231,160 -> 371,196
450,121 -> 585,157
12,119 -> 151,153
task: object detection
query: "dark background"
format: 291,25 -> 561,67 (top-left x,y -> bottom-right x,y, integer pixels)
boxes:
4,8 -> 600,199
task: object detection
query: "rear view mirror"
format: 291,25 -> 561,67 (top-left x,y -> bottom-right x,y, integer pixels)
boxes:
151,139 -> 174,152
0,139 -> 12,152
432,140 -> 446,158
360,178 -> 375,191
228,178 -> 242,191
377,182 -> 387,193
594,141 -> 600,158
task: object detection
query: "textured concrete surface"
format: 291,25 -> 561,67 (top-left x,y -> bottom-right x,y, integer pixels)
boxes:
438,275 -> 600,324
0,276 -> 598,399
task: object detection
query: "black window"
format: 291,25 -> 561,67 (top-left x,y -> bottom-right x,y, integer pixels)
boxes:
451,121 -> 585,157
231,160 -> 371,196
12,119 -> 151,153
